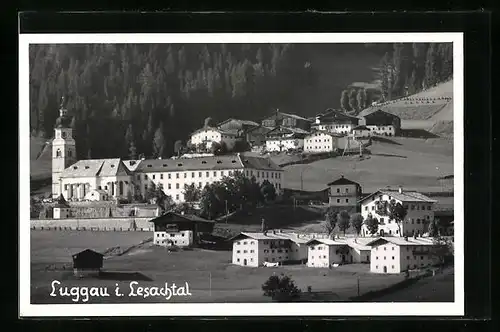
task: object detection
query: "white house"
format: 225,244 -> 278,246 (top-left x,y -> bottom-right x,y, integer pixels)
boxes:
327,175 -> 362,208
230,230 -> 311,267
360,109 -> 401,137
343,237 -> 372,263
306,238 -> 351,267
149,212 -> 214,248
265,126 -> 308,152
360,187 -> 438,237
352,125 -> 371,138
304,131 -> 341,153
190,126 -> 240,150
366,236 -> 440,273
134,154 -> 284,203
313,109 -> 360,135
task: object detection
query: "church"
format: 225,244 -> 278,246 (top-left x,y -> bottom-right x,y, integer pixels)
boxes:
51,103 -> 284,203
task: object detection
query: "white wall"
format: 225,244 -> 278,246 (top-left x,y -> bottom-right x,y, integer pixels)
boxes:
353,129 -> 371,137
350,248 -> 371,263
53,207 -> 70,219
304,133 -> 334,153
328,183 -> 359,207
370,242 -> 402,273
307,244 -> 347,267
361,194 -> 435,237
399,244 -> 441,271
154,230 -> 193,247
265,138 -> 303,152
318,123 -> 353,135
366,125 -> 396,136
232,238 -> 260,267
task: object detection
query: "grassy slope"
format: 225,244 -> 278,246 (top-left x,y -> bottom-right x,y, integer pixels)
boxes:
30,137 -> 52,180
283,137 -> 453,194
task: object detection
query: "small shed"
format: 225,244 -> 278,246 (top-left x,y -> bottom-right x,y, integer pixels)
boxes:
53,194 -> 71,219
84,189 -> 109,201
72,249 -> 104,278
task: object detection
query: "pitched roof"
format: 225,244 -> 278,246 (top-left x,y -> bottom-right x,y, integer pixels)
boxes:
229,231 -> 312,243
135,154 -> 281,173
216,118 -> 260,128
366,236 -> 436,247
72,249 -> 104,258
343,238 -> 372,251
327,175 -> 360,186
306,238 -> 347,246
277,111 -> 313,122
317,109 -> 360,123
191,126 -> 239,136
305,130 -> 343,139
359,189 -> 437,204
266,126 -> 309,138
61,159 -> 131,178
353,125 -> 370,131
123,160 -> 142,172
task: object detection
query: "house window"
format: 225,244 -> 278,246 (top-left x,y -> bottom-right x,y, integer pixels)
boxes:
160,174 -> 163,179
337,199 -> 340,203
176,173 -> 179,179
376,256 -> 378,260
144,175 -> 147,180
427,205 -> 431,210
198,182 -> 202,188
152,174 -> 156,180
365,206 -> 368,211
237,258 -> 240,262
346,199 -> 349,203
184,173 -> 187,178
250,250 -> 255,253
175,194 -> 179,200
168,184 -> 171,189
243,250 -> 247,253
144,185 -> 147,191
168,174 -> 171,179
236,250 -> 240,253
392,256 -> 395,260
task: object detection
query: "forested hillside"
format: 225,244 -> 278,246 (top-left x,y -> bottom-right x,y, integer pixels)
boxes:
29,43 -> 452,160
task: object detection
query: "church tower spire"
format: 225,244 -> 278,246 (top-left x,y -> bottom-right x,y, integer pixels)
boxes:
52,97 -> 77,198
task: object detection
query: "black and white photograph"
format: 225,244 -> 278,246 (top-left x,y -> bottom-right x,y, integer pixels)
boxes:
19,32 -> 464,316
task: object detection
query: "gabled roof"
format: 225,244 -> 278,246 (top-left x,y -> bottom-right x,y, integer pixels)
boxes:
229,231 -> 310,244
305,130 -> 343,139
360,108 -> 401,119
306,238 -> 347,246
266,126 -> 309,138
277,111 -> 313,122
366,236 -> 436,247
216,118 -> 260,128
352,125 -> 370,131
61,159 -> 131,178
327,175 -> 360,186
72,249 -> 104,258
359,189 -> 437,204
317,109 -> 360,123
123,160 -> 142,172
239,155 -> 282,171
190,126 -> 239,136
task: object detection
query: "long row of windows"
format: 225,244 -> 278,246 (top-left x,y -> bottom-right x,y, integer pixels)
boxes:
139,169 -> 282,181
364,204 -> 432,211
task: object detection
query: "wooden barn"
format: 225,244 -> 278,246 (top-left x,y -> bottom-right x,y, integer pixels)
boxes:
72,249 -> 104,278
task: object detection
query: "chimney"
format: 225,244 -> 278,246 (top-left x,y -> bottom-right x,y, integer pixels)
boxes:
398,186 -> 403,194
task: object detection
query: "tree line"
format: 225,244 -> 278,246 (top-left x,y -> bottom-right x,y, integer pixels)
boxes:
339,43 -> 453,114
30,43 -> 311,160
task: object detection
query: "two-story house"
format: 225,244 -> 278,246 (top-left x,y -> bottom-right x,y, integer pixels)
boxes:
327,176 -> 362,210
359,109 -> 401,137
313,109 -> 360,135
265,126 -> 309,152
360,187 -> 437,237
261,110 -> 312,132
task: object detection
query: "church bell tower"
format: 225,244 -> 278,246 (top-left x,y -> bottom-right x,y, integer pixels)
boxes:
52,97 -> 77,198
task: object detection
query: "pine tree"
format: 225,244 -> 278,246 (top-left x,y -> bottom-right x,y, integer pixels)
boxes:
424,43 -> 439,89
348,89 -> 358,113
340,90 -> 350,112
152,122 -> 165,158
356,88 -> 367,111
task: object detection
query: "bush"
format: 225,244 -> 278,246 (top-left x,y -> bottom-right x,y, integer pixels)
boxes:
262,273 -> 301,302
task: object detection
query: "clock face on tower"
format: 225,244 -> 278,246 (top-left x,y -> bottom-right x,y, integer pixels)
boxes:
62,131 -> 67,139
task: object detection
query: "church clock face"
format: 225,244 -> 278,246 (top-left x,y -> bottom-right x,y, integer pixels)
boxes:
62,131 -> 67,139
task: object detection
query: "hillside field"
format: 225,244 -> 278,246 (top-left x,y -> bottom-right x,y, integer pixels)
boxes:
283,137 -> 453,194
30,230 -> 406,304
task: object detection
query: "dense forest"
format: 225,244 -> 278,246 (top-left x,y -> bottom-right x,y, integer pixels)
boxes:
29,43 -> 452,160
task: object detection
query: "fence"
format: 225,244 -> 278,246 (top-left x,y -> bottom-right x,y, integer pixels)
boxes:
30,217 -> 154,232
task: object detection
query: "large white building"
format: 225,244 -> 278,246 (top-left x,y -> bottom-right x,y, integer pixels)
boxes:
306,237 -> 371,267
230,231 -> 313,267
50,105 -> 283,204
303,131 -> 342,153
134,154 -> 283,203
366,236 -> 440,274
360,188 -> 437,237
190,126 -> 240,150
313,109 -> 360,135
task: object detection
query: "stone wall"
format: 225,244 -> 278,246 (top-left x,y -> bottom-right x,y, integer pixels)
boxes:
30,217 -> 154,231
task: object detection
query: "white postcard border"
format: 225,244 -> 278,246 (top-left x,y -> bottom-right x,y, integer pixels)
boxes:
19,32 -> 464,317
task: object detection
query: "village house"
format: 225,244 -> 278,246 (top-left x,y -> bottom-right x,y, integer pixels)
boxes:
327,175 -> 362,209
189,126 -> 241,150
245,125 -> 273,149
360,109 -> 401,137
366,236 -> 440,274
303,131 -> 342,153
230,230 -> 312,267
149,211 -> 215,247
351,125 -> 372,138
134,154 -> 284,203
344,237 -> 372,263
265,126 -> 309,152
72,249 -> 104,278
359,187 -> 437,237
306,238 -> 351,267
53,194 -> 71,219
313,109 -> 360,135
260,110 -> 312,132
